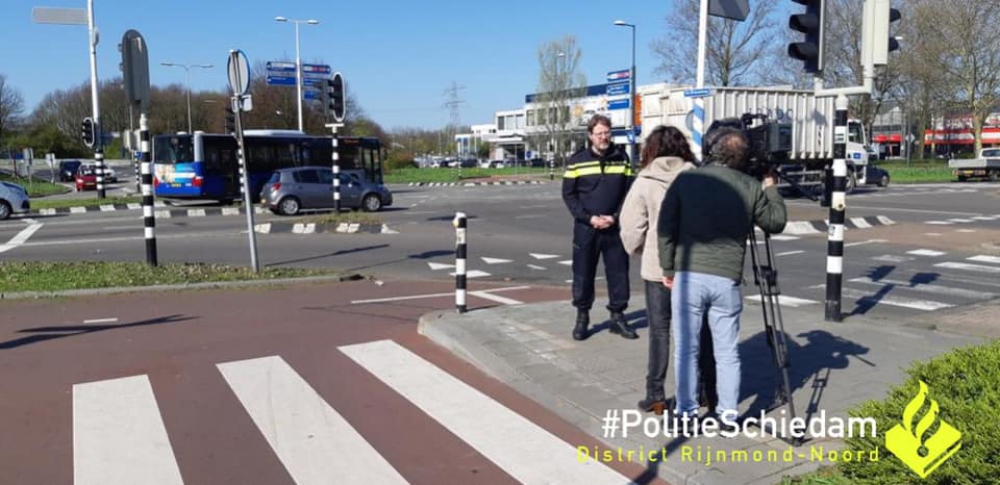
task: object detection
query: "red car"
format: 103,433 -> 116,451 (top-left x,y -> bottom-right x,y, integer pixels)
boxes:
74,164 -> 98,191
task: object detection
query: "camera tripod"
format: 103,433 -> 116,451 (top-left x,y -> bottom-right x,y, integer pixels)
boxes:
747,229 -> 802,446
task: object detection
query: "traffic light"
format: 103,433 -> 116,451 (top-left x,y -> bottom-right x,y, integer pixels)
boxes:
326,72 -> 346,123
81,117 -> 96,148
788,0 -> 826,74
225,104 -> 236,134
865,0 -> 902,66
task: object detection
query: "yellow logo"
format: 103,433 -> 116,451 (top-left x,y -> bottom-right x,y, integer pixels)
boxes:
885,381 -> 962,478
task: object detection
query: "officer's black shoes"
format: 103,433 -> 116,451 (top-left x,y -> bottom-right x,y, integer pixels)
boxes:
608,312 -> 639,339
572,310 -> 590,341
637,397 -> 668,415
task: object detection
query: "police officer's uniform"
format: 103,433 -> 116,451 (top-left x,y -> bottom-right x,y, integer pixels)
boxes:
562,144 -> 634,317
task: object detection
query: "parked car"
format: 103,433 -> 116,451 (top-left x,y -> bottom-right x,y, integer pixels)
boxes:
864,163 -> 890,187
58,159 -> 82,182
259,166 -> 393,215
0,181 -> 30,220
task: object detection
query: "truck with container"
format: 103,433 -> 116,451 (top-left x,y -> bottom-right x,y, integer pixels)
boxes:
638,85 -> 878,195
949,148 -> 1000,182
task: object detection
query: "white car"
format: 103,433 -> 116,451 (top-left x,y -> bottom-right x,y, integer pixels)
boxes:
0,181 -> 30,220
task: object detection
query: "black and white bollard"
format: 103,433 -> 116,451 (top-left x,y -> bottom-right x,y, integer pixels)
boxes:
333,135 -> 341,212
139,113 -> 157,266
454,211 -> 467,313
95,148 -> 106,199
825,94 -> 849,322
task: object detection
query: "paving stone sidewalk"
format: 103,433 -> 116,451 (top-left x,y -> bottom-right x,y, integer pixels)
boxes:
419,297 -> 985,485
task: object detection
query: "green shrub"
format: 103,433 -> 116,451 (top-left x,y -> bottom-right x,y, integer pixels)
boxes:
840,340 -> 1000,484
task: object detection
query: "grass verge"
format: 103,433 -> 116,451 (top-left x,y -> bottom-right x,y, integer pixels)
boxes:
384,167 -> 553,184
290,211 -> 383,226
879,160 -> 954,184
0,174 -> 70,197
0,261 -> 342,293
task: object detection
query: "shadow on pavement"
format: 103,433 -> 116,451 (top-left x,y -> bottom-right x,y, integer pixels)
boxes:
0,314 -> 196,350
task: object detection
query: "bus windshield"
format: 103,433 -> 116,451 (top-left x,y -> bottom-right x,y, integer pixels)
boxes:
153,135 -> 194,165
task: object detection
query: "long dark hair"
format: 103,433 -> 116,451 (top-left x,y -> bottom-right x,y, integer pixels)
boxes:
639,125 -> 695,169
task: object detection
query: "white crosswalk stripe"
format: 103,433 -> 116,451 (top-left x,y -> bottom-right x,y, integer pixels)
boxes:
837,287 -> 954,311
935,262 -> 1000,274
339,340 -> 631,484
73,375 -> 184,485
744,295 -> 818,307
968,255 -> 1000,265
906,249 -> 946,257
847,277 -> 997,300
218,356 -> 408,485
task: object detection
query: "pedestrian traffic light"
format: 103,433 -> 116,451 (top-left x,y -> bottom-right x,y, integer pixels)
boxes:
326,72 -> 346,123
81,117 -> 96,148
865,0 -> 902,66
225,104 -> 236,134
788,0 -> 825,74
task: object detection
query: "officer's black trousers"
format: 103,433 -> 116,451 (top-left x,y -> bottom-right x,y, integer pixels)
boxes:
571,223 -> 629,313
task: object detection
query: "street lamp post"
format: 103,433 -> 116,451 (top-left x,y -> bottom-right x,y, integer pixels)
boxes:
614,20 -> 637,168
275,16 -> 319,132
160,62 -> 213,133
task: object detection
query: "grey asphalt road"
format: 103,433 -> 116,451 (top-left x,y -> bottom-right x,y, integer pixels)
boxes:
3,181 -> 1000,322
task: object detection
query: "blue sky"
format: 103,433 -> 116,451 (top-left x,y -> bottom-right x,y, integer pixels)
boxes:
6,0 -> 677,130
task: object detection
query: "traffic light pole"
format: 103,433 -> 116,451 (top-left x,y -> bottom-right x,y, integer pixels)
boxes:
233,97 -> 260,273
825,95 -> 848,322
85,0 -> 106,200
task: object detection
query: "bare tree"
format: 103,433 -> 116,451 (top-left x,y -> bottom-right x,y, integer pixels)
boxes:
0,74 -> 25,146
652,0 -> 782,87
534,35 -> 585,166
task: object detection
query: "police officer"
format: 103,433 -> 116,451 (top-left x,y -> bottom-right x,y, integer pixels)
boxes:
562,114 -> 637,341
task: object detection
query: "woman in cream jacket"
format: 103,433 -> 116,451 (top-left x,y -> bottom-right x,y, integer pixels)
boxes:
619,125 -> 697,414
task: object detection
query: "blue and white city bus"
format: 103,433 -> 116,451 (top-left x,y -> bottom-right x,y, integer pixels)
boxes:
152,130 -> 383,203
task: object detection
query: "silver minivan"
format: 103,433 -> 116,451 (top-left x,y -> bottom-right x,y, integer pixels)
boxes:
260,166 -> 393,215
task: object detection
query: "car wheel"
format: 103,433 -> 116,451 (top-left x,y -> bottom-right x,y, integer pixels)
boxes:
362,194 -> 382,212
278,196 -> 301,216
989,171 -> 999,182
0,201 -> 10,220
878,174 -> 890,187
845,173 -> 857,193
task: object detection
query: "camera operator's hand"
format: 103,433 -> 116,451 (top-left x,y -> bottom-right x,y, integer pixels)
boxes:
662,276 -> 674,289
762,171 -> 778,189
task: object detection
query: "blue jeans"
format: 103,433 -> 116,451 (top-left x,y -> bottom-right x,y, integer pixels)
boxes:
672,271 -> 743,418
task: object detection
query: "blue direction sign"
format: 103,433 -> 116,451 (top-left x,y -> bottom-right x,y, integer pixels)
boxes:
303,90 -> 320,101
608,98 -> 630,110
606,82 -> 630,96
683,88 -> 712,98
266,75 -> 297,86
302,63 -> 331,75
606,69 -> 631,82
266,61 -> 296,73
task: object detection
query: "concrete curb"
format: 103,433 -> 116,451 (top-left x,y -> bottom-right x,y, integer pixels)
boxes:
0,274 -> 364,300
29,203 -> 269,219
405,180 -> 550,187
782,215 -> 895,235
253,222 -> 398,235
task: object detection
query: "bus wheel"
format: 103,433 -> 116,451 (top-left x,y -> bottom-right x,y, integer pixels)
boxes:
278,196 -> 301,216
362,194 -> 382,212
989,171 -> 998,182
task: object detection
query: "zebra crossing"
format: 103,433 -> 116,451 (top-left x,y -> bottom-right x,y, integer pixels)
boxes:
767,251 -> 1000,313
71,340 -> 632,485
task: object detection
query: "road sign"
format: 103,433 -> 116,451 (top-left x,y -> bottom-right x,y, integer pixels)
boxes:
266,61 -> 296,72
304,90 -> 320,101
606,82 -> 630,96
709,0 -> 749,21
302,64 -> 331,75
31,7 -> 86,25
905,133 -> 915,143
227,50 -> 250,96
606,69 -> 631,82
608,98 -> 630,110
684,88 -> 713,98
266,75 -> 297,86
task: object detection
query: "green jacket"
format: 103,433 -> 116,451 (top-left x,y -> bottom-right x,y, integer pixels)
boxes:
657,164 -> 787,282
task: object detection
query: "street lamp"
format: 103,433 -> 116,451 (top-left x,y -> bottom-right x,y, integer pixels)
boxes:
275,16 -> 319,132
160,61 -> 214,133
614,20 -> 637,168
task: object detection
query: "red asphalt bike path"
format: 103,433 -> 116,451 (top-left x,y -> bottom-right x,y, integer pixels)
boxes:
0,279 -> 667,485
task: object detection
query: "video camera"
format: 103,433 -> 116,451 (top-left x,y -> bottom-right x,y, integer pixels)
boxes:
704,114 -> 792,178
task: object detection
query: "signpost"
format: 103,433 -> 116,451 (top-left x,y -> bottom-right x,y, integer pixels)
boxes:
228,49 -> 260,273
608,98 -> 630,110
606,82 -> 630,96
120,29 -> 157,267
606,69 -> 631,82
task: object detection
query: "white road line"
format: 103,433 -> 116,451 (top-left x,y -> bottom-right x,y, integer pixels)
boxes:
948,218 -> 974,223
350,286 -> 532,304
73,375 -> 184,485
907,249 -> 947,257
968,255 -> 1000,265
558,260 -> 572,266
468,291 -> 523,305
872,255 -> 914,263
481,257 -> 513,264
775,250 -> 805,257
925,221 -> 953,225
924,233 -> 942,237
845,239 -> 887,248
956,229 -> 977,233
82,318 -> 118,324
527,264 -> 547,270
217,356 -> 409,485
837,287 -> 954,311
0,221 -> 42,254
768,235 -> 800,241
850,217 -> 872,229
934,262 -> 1000,274
529,253 -> 560,260
339,340 -> 630,484
744,295 -> 818,307
848,277 -> 996,300
449,269 -> 491,278
427,262 -> 455,270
